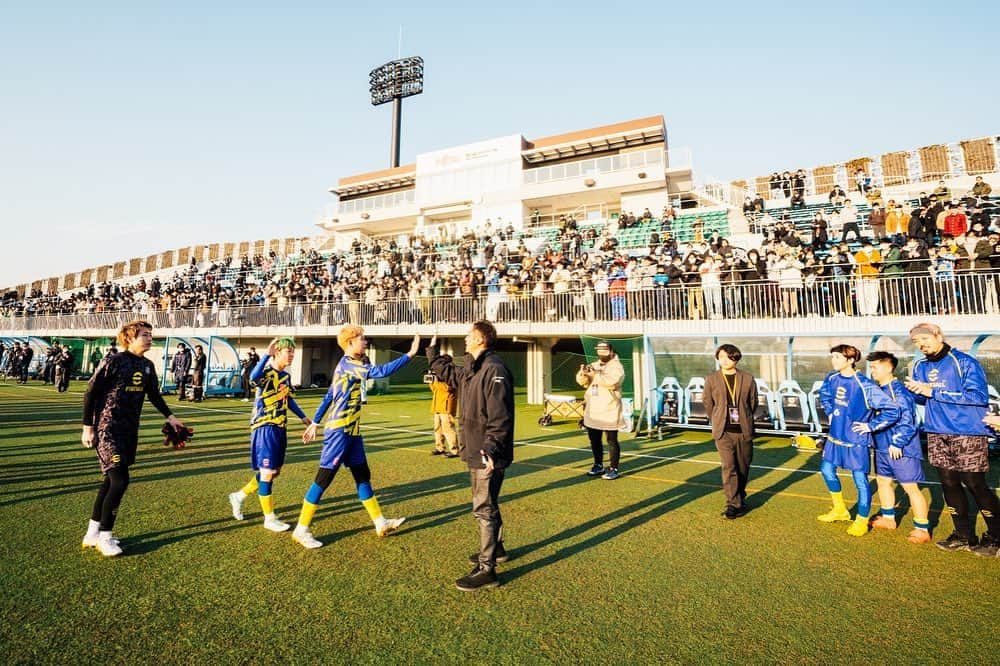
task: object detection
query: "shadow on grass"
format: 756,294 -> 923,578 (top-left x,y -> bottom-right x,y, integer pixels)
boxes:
499,466 -> 722,583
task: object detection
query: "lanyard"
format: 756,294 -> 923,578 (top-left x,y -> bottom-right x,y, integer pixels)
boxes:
723,372 -> 739,405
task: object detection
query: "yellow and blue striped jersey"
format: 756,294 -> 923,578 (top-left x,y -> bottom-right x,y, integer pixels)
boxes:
314,353 -> 410,435
250,355 -> 306,430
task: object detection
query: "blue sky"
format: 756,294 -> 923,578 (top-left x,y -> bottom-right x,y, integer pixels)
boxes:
2,1 -> 997,288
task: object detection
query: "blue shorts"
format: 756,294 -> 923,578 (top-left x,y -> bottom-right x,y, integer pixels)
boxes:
319,429 -> 366,470
874,450 -> 926,483
251,425 -> 287,471
822,441 -> 870,474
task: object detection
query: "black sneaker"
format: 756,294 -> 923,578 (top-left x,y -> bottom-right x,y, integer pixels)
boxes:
970,533 -> 1000,558
431,449 -> 445,456
456,566 -> 499,592
935,532 -> 977,552
587,464 -> 605,476
443,451 -> 459,458
468,544 -> 509,565
723,505 -> 749,520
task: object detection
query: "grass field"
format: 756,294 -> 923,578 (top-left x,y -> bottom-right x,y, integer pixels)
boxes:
1,380 -> 997,665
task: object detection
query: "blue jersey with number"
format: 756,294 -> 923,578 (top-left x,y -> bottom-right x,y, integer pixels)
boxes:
819,371 -> 899,448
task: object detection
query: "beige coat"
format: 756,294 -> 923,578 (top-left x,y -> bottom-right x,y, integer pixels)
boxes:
576,355 -> 625,431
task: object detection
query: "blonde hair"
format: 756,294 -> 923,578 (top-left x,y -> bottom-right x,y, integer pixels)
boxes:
337,325 -> 364,351
117,319 -> 152,348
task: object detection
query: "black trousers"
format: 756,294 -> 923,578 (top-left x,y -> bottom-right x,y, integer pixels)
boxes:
470,466 -> 505,571
715,431 -> 753,508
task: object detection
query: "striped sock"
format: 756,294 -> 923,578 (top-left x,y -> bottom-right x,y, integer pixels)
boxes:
913,518 -> 930,532
880,507 -> 895,519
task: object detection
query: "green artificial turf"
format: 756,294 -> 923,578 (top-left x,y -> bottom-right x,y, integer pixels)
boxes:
1,381 -> 997,664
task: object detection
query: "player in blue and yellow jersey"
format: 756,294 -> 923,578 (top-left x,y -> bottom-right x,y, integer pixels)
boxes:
291,326 -> 420,549
228,337 -> 311,533
865,351 -> 931,544
817,344 -> 899,537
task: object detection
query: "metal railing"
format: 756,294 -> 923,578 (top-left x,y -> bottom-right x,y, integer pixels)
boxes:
2,272 -> 995,334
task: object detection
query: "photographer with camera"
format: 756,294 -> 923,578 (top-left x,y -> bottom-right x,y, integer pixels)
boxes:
576,340 -> 626,480
427,370 -> 459,458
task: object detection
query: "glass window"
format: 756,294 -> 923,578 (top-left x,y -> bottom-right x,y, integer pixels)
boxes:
524,169 -> 537,184
565,162 -> 580,178
582,160 -> 597,176
597,157 -> 612,173
629,152 -> 644,168
551,164 -> 565,180
646,149 -> 662,164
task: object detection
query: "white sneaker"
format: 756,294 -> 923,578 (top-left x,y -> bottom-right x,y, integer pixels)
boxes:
82,532 -> 116,549
97,532 -> 123,557
242,398 -> 250,402
229,492 -> 245,521
376,517 -> 406,537
292,526 -> 323,549
263,515 -> 290,532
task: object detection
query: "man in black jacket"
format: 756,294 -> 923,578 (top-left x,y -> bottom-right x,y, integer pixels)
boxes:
427,321 -> 514,592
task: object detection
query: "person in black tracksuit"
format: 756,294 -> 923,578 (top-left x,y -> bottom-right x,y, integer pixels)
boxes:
427,321 -> 514,592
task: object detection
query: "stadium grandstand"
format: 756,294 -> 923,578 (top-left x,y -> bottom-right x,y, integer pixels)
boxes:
2,116 -> 999,425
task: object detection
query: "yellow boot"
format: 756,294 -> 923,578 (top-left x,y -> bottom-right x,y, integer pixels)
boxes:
847,516 -> 870,537
817,491 -> 851,523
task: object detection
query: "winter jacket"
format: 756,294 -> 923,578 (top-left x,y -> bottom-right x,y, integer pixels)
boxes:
576,355 -> 625,431
428,347 -> 514,469
909,346 -> 989,436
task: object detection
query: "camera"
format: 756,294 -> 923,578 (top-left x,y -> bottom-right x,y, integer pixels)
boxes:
422,372 -> 436,384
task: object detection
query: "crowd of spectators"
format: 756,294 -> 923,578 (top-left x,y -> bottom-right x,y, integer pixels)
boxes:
2,185 -> 998,327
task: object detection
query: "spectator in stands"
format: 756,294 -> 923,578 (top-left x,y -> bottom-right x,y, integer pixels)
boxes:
810,211 -> 829,250
700,256 -> 723,320
828,185 -> 847,206
792,169 -> 807,199
776,249 -> 803,317
932,180 -> 951,201
969,175 -> 992,199
768,172 -> 782,199
854,240 -> 882,316
702,343 -> 759,519
779,171 -> 792,199
879,239 -> 904,316
838,199 -> 862,243
682,254 -> 704,320
866,184 -> 884,208
884,201 -> 907,242
751,193 -> 765,214
854,169 -> 871,196
867,203 -> 887,240
790,190 -> 805,210
942,204 -> 968,238
825,244 -> 854,316
802,251 -> 827,316
902,238 -> 931,315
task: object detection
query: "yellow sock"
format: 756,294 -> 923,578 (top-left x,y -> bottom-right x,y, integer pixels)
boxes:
259,494 -> 274,515
298,500 -> 318,528
241,477 -> 259,496
361,497 -> 383,522
829,491 -> 846,510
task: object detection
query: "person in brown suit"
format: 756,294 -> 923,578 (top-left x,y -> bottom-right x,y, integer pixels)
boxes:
702,344 -> 759,519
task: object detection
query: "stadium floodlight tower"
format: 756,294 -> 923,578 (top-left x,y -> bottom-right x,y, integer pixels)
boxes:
369,56 -> 424,168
